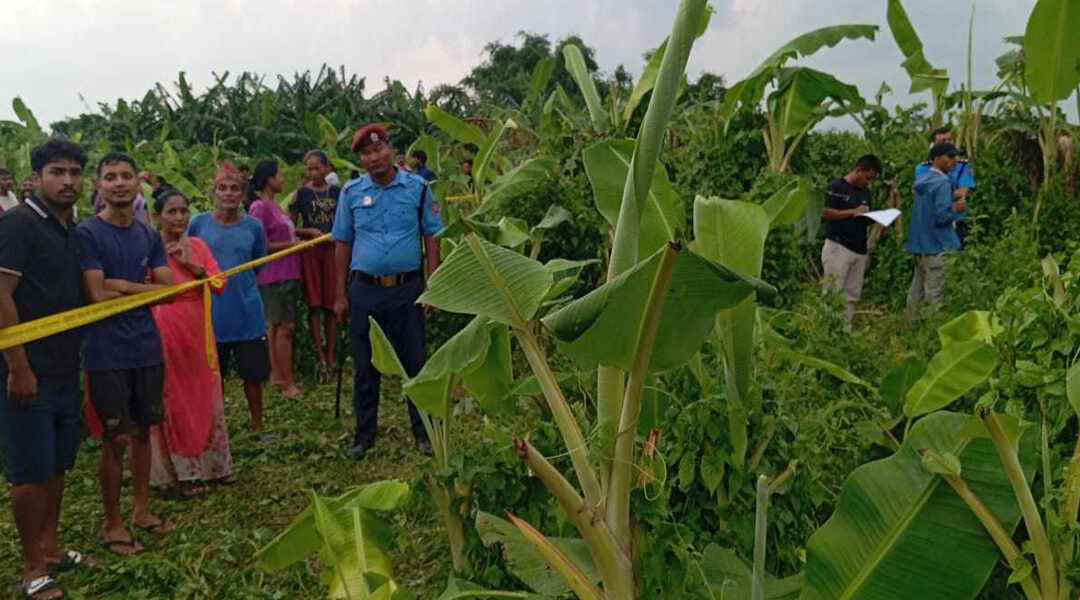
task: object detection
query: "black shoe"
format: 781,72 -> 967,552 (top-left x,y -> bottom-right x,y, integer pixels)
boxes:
416,439 -> 433,457
347,441 -> 373,460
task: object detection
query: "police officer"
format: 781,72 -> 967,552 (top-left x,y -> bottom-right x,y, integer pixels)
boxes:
332,124 -> 441,460
914,126 -> 975,244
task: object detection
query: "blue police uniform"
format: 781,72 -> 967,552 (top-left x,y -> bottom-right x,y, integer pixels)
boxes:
331,169 -> 442,448
914,159 -> 976,191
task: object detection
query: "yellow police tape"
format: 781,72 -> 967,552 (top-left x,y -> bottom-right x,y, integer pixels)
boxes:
0,234 -> 335,370
444,193 -> 476,202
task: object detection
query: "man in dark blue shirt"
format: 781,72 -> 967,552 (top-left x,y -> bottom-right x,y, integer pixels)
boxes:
409,150 -> 437,183
78,152 -> 175,555
333,124 -> 442,459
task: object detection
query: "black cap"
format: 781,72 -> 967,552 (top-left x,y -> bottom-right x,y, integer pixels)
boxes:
929,142 -> 958,161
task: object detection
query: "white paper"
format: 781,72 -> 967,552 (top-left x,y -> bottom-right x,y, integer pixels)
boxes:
863,208 -> 900,227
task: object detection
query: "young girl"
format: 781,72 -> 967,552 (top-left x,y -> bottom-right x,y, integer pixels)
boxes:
289,150 -> 341,371
149,189 -> 235,495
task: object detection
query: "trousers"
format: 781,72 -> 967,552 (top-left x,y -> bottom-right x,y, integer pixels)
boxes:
906,253 -> 948,323
347,275 -> 428,446
820,239 -> 868,332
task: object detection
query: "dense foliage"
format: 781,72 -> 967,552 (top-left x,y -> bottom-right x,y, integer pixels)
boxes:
2,1 -> 1080,599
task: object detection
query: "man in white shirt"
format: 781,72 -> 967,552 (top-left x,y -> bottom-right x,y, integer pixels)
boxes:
0,169 -> 18,212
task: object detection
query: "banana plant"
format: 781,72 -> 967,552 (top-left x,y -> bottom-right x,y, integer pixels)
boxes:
720,25 -> 877,172
255,480 -> 412,600
886,0 -> 950,127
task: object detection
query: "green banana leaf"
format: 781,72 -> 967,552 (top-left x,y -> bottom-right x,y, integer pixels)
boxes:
583,138 -> 683,260
424,105 -> 485,147
621,5 -> 714,127
523,56 -> 556,115
880,356 -> 926,417
542,244 -> 769,373
544,258 -> 598,301
562,44 -> 609,131
886,0 -> 950,96
694,197 -> 770,467
1067,360 -> 1080,419
474,156 -> 557,215
702,544 -> 803,600
801,411 -> 1033,600
255,481 -> 409,574
476,511 -> 600,597
721,24 -> 878,125
311,493 -> 399,599
1024,0 -> 1080,103
768,67 -> 864,139
419,235 -> 553,330
532,204 -> 572,233
760,178 -> 804,226
473,119 -> 516,192
12,98 -> 42,132
903,341 -> 999,418
436,577 -> 540,600
937,311 -> 998,347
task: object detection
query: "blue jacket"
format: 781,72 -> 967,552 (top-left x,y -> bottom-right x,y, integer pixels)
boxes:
907,168 -> 965,255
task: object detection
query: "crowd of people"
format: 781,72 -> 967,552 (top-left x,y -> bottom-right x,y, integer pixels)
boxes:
0,124 -> 443,599
820,126 -> 974,330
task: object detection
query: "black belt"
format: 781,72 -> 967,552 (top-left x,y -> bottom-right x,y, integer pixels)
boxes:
350,270 -> 422,287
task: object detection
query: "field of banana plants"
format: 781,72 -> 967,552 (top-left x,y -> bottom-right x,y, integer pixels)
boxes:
2,0 -> 1080,598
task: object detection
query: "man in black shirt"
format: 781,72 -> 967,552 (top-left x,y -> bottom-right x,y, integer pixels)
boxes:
0,139 -> 88,599
821,154 -> 882,331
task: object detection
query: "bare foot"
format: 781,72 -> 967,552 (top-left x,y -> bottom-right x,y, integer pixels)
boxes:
133,514 -> 176,535
280,385 -> 304,399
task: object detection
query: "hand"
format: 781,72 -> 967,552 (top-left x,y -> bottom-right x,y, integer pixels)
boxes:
297,228 -> 322,240
333,295 -> 349,323
953,198 -> 967,213
167,240 -> 191,265
7,365 -> 37,404
852,205 -> 870,216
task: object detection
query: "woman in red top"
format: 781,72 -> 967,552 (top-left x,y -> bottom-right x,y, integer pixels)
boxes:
148,190 -> 235,496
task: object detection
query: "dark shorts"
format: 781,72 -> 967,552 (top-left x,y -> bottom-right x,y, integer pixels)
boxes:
302,243 -> 337,310
217,337 -> 271,383
260,280 -> 300,325
0,373 -> 81,485
87,366 -> 165,439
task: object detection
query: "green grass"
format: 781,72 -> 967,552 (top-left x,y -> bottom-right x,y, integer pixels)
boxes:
0,374 -> 450,599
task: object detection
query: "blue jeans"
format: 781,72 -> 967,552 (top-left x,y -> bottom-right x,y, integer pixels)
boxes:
347,276 -> 428,446
0,373 -> 80,485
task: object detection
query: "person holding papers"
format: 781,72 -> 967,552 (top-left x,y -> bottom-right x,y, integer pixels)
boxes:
821,154 -> 883,332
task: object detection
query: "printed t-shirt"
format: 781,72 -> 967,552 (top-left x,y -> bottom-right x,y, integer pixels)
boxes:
289,185 -> 341,234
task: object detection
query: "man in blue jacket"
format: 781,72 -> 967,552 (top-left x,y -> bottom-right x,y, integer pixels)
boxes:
906,142 -> 966,323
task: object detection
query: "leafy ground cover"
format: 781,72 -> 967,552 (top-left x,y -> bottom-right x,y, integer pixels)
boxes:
0,376 -> 453,599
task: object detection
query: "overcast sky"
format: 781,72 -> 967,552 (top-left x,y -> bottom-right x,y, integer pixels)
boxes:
0,0 -> 1053,130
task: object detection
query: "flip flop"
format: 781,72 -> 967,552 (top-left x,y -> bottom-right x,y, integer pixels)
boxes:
22,574 -> 64,599
135,518 -> 175,535
98,536 -> 143,556
47,550 -> 87,574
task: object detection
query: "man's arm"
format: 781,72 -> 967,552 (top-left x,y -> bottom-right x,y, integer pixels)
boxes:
423,236 -> 440,279
0,273 -> 36,402
100,266 -> 173,296
932,184 -> 964,226
822,205 -> 869,220
83,270 -> 124,303
334,241 -> 351,322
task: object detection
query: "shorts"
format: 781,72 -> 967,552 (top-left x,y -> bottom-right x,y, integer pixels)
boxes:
0,373 -> 80,485
217,337 -> 271,383
302,242 -> 338,310
260,280 -> 300,325
87,365 -> 164,440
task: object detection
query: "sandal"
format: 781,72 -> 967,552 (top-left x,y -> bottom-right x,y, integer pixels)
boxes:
22,574 -> 64,599
135,517 -> 175,535
47,550 -> 87,574
98,536 -> 143,556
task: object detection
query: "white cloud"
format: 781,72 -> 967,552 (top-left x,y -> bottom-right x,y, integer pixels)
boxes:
1,0 -> 1065,132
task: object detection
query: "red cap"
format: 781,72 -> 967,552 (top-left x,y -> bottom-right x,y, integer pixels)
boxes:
351,123 -> 389,152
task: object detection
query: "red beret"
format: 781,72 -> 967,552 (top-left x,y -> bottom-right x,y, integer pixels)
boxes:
351,123 -> 389,152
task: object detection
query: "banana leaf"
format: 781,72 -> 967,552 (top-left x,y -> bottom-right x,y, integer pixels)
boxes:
903,340 -> 998,418
801,411 -> 1034,600
1024,0 -> 1080,103
563,44 -> 609,131
424,105 -> 485,147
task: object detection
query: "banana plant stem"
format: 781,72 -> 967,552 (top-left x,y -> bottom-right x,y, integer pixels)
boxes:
606,242 -> 680,550
515,327 -> 603,509
517,439 -> 634,600
752,475 -> 769,600
982,408 -> 1058,600
943,473 -> 1043,600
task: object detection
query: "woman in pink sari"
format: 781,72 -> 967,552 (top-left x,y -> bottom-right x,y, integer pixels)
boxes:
149,189 -> 235,496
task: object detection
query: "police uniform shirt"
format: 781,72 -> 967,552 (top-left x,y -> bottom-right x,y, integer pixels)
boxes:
331,169 -> 442,277
914,159 -> 976,191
